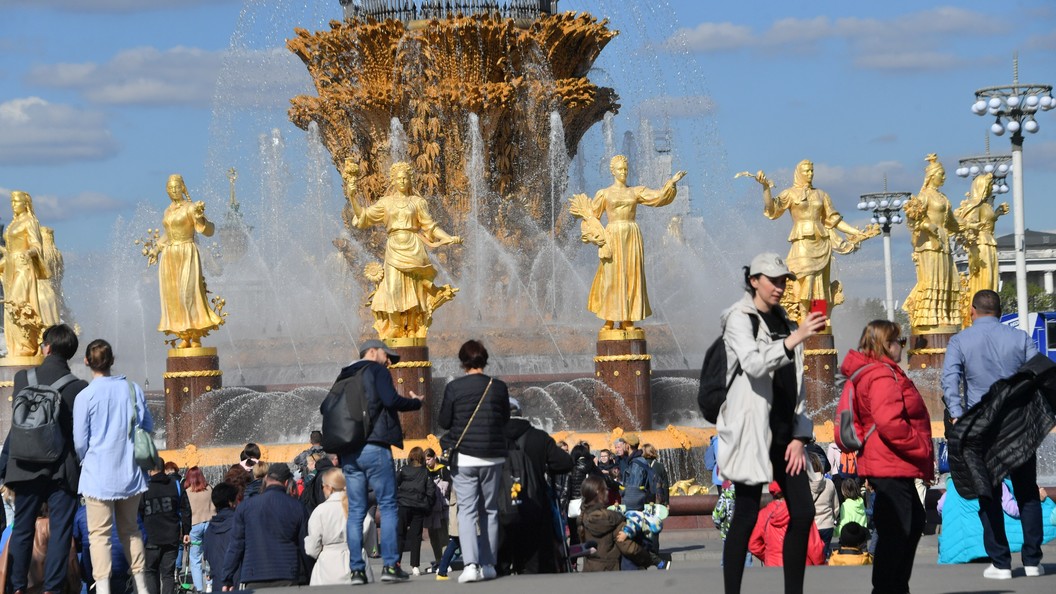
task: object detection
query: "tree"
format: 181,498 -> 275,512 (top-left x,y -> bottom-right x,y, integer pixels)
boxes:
998,281 -> 1056,315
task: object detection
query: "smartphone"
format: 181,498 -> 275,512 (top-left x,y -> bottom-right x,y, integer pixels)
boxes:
810,299 -> 827,317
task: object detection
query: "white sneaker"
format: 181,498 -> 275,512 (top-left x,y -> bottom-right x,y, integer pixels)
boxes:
1024,565 -> 1045,577
983,564 -> 1012,580
411,566 -> 421,576
458,564 -> 483,583
481,565 -> 497,580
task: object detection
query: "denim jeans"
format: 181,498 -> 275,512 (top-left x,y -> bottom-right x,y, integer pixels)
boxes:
189,521 -> 209,591
980,456 -> 1043,570
10,482 -> 78,592
341,444 -> 399,570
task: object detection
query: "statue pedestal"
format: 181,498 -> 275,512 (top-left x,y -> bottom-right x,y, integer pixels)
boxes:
802,334 -> 839,420
164,348 -> 222,450
0,356 -> 44,442
907,331 -> 955,420
594,329 -> 652,431
387,339 -> 432,440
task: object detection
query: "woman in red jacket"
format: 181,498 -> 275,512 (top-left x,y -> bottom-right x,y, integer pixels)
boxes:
839,320 -> 933,594
748,482 -> 826,567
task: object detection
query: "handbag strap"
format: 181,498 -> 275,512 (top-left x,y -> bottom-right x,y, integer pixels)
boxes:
127,379 -> 138,439
452,378 -> 493,451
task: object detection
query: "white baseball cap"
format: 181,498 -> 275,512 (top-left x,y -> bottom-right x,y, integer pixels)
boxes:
749,252 -> 796,280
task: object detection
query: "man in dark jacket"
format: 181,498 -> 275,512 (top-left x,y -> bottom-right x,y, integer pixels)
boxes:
499,398 -> 573,574
140,463 -> 192,594
221,464 -> 307,589
201,484 -> 239,591
942,290 -> 1045,580
3,324 -> 89,594
334,339 -> 423,584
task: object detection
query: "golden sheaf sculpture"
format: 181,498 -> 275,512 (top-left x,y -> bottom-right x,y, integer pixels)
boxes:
570,155 -> 686,332
343,160 -> 462,339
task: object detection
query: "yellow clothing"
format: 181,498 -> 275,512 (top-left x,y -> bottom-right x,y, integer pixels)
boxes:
765,186 -> 843,304
904,188 -> 960,328
157,202 -> 222,336
352,194 -> 443,315
586,182 -> 676,322
961,201 -> 1001,295
828,547 -> 873,566
2,213 -> 48,356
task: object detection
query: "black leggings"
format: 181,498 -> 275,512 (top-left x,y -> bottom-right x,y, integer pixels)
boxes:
723,444 -> 815,594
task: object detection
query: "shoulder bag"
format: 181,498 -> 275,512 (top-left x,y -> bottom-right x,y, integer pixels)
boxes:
128,380 -> 161,472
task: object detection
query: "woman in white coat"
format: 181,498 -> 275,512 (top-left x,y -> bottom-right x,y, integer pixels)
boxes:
305,468 -> 354,585
717,253 -> 826,594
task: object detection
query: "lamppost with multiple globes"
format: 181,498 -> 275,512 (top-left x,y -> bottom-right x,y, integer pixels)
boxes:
970,56 -> 1053,328
858,186 -> 909,321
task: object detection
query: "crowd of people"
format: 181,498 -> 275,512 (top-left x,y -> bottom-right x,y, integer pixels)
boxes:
0,251 -> 1055,593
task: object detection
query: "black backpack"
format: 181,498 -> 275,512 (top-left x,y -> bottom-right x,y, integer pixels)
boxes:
698,313 -> 760,423
499,432 -> 540,526
620,456 -> 657,510
9,370 -> 78,463
319,366 -> 373,454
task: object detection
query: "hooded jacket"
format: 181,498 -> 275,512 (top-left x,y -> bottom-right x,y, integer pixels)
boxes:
396,464 -> 434,512
717,293 -> 812,486
202,507 -> 239,587
503,418 -> 573,506
335,359 -> 421,450
748,499 -> 826,566
576,500 -> 652,571
947,354 -> 1056,499
809,475 -> 838,531
838,350 -> 934,480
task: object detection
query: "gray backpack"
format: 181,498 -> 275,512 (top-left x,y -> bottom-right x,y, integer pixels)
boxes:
9,370 -> 78,463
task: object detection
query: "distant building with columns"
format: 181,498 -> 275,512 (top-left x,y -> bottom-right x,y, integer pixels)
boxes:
956,229 -> 1056,294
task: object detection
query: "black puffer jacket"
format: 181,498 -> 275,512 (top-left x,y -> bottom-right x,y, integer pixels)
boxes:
438,374 -> 510,457
397,464 -> 435,512
566,451 -> 603,508
948,354 -> 1056,499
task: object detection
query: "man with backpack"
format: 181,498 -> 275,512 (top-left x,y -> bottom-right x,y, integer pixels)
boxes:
617,433 -> 657,512
498,398 -> 572,574
2,324 -> 89,594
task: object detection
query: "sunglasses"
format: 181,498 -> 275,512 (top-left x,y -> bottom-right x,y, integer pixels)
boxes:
893,337 -> 907,347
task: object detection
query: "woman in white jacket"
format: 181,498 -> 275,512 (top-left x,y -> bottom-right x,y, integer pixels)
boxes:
717,253 -> 826,594
305,468 -> 353,585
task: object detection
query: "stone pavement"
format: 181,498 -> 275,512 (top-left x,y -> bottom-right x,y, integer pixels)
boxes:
256,529 -> 1056,594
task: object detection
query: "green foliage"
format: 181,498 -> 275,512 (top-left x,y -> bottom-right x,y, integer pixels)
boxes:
998,281 -> 1056,315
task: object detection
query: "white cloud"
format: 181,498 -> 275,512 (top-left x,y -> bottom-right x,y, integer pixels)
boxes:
6,0 -> 233,13
667,6 -> 1002,71
0,186 -> 126,221
27,46 -> 309,109
0,97 -> 118,165
1027,31 -> 1056,50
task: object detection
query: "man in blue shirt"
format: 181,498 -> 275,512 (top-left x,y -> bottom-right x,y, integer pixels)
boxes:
941,290 -> 1044,580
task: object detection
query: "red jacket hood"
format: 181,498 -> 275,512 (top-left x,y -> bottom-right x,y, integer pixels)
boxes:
840,349 -> 897,378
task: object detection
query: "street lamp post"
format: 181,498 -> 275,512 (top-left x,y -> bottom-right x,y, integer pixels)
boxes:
858,188 -> 908,321
970,56 -> 1053,329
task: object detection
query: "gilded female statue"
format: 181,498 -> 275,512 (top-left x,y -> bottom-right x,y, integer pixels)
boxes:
954,172 -> 1007,297
0,191 -> 48,358
570,155 -> 686,331
749,160 -> 875,321
903,154 -> 961,330
37,227 -> 63,328
153,174 -> 223,348
342,160 -> 462,339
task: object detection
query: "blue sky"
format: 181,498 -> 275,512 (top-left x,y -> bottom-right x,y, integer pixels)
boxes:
2,0 -> 1056,304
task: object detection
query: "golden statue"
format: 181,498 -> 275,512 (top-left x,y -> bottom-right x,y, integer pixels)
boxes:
746,161 -> 878,322
903,154 -> 961,331
37,227 -> 63,328
570,155 -> 686,332
954,172 -> 1007,297
140,174 -> 224,349
342,160 -> 462,340
0,191 -> 49,359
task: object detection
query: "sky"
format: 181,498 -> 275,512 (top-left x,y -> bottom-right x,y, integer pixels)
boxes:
2,0 -> 1056,309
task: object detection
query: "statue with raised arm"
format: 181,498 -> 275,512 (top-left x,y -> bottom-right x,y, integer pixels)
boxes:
342,160 -> 462,340
0,191 -> 48,359
570,155 -> 686,333
903,154 -> 961,331
954,172 -> 1007,297
746,160 -> 878,322
140,174 -> 225,349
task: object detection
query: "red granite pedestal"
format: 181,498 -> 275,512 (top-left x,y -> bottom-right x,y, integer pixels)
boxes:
594,328 -> 652,431
387,339 -> 432,440
802,333 -> 839,416
164,348 -> 222,449
907,330 -> 956,420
